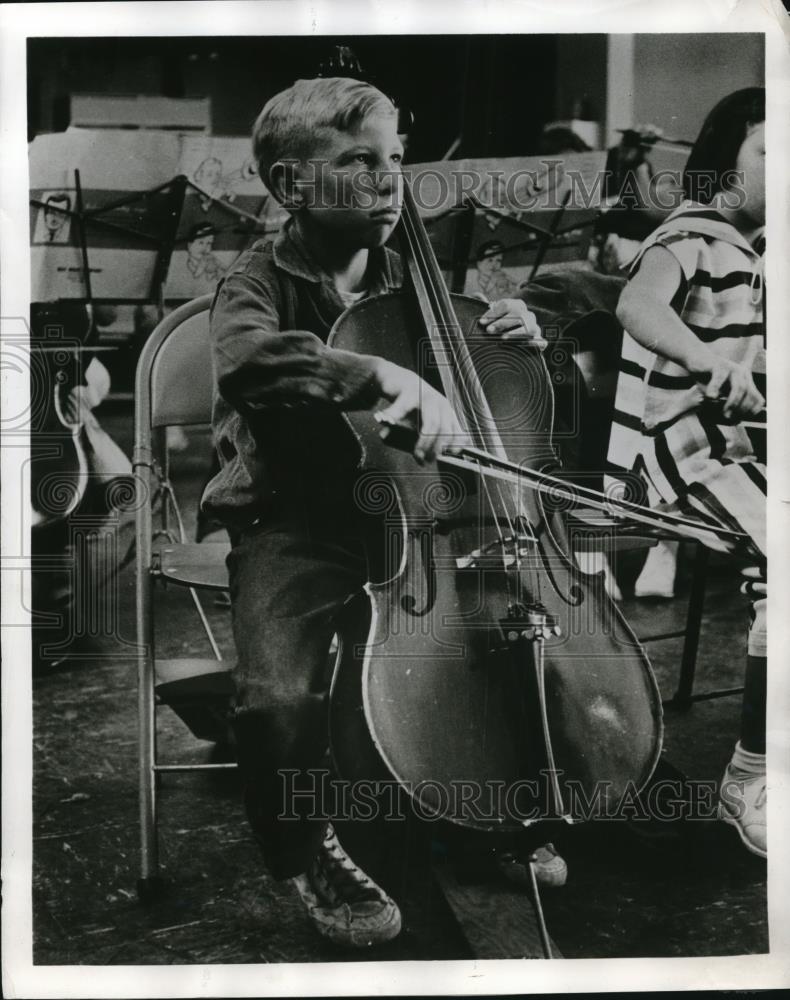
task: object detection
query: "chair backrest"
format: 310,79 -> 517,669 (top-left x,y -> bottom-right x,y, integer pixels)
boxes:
151,298 -> 213,428
135,295 -> 214,433
133,294 -> 216,570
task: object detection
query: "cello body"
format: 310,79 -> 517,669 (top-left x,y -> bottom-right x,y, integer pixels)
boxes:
328,289 -> 663,831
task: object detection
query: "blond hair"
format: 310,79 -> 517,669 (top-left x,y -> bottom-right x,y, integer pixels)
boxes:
252,77 -> 396,189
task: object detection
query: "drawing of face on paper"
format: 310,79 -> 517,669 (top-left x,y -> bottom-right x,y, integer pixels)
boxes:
193,156 -> 229,211
185,222 -> 224,283
474,240 -> 518,300
192,154 -> 259,211
35,192 -> 73,244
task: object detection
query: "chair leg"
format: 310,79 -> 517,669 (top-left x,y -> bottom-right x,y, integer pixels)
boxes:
137,644 -> 167,900
188,586 -> 223,659
137,669 -> 168,901
135,465 -> 167,900
667,543 -> 709,709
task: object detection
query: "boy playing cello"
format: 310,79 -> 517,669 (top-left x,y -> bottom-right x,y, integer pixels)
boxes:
201,76 -> 545,947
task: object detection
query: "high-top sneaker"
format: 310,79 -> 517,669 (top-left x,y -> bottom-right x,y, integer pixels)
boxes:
292,824 -> 402,947
718,756 -> 767,859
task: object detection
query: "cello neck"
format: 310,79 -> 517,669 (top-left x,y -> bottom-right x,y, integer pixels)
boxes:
399,178 -> 508,459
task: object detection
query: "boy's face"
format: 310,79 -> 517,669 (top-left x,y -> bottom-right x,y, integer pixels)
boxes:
294,113 -> 403,247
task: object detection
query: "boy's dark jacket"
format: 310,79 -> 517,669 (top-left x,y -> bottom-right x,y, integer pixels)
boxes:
201,220 -> 402,528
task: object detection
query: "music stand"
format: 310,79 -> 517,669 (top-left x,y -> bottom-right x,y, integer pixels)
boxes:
30,170 -> 189,315
459,191 -> 587,285
162,178 -> 269,305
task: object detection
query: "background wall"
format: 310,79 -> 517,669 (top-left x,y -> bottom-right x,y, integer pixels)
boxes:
27,35 -> 559,161
27,33 -> 765,163
554,34 -> 608,125
632,33 -> 765,148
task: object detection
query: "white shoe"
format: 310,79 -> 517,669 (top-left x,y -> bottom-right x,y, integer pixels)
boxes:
166,425 -> 189,453
635,541 -> 678,599
497,842 -> 568,889
576,552 -> 622,601
718,766 -> 767,858
292,824 -> 402,947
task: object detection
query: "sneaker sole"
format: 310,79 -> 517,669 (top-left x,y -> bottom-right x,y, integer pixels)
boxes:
717,803 -> 767,859
497,859 -> 568,890
309,906 -> 402,948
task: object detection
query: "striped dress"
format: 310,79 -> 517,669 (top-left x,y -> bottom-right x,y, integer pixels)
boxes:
607,204 -> 766,653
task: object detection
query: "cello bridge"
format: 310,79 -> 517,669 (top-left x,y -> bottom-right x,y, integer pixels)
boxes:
499,602 -> 561,643
455,533 -> 537,570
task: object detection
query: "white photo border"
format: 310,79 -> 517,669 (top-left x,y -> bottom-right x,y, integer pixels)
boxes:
2,1 -> 789,996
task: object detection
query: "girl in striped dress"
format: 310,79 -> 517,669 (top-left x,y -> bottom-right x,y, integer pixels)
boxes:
610,88 -> 767,857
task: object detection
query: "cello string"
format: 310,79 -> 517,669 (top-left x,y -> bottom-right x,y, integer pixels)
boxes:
477,456 -> 514,600
400,182 -> 539,606
401,185 -> 536,604
403,184 -> 565,814
400,185 -> 528,598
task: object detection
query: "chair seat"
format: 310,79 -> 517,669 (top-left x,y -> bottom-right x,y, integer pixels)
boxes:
154,657 -> 234,690
153,541 -> 231,590
567,508 -> 662,553
155,658 -> 235,743
571,533 -> 660,554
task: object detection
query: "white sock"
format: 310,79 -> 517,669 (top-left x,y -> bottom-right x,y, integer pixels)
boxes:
729,740 -> 765,777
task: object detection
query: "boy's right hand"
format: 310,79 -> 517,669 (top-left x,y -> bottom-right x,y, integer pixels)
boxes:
372,359 -> 464,464
694,355 -> 764,420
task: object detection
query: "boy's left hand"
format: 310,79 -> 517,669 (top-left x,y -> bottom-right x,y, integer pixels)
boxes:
478,298 -> 547,348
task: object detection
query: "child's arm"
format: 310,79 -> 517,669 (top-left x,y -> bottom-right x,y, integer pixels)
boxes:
212,270 -> 461,463
616,245 -> 764,419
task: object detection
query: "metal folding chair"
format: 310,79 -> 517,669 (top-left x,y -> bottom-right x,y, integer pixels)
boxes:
133,294 -> 236,901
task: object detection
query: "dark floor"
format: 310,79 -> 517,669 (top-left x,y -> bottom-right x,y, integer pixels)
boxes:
31,406 -> 768,965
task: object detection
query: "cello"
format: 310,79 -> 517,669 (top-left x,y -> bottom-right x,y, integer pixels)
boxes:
326,175 -> 670,831
30,302 -> 94,528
